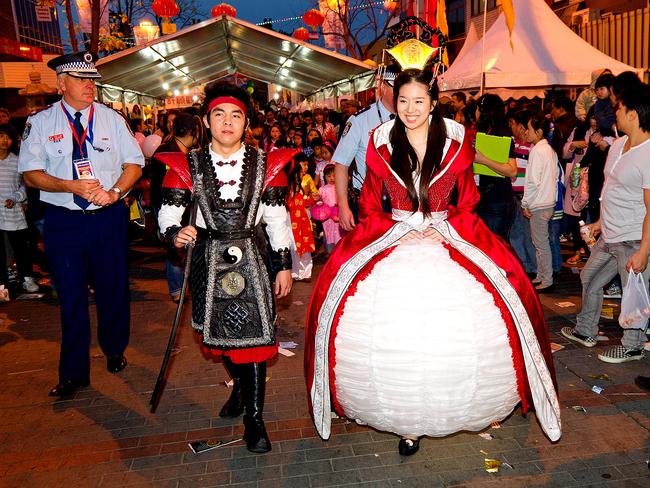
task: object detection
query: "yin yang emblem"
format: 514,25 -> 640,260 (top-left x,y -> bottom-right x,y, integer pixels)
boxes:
223,246 -> 243,264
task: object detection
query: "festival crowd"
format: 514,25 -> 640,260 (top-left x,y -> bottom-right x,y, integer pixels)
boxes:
1,43 -> 649,456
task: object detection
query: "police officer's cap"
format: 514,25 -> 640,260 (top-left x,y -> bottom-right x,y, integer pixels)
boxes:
381,64 -> 400,86
47,51 -> 101,79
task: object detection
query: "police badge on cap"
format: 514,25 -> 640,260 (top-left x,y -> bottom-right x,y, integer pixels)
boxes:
47,51 -> 102,79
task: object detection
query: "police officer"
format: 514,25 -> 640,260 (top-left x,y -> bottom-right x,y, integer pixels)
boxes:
334,67 -> 397,231
18,52 -> 144,397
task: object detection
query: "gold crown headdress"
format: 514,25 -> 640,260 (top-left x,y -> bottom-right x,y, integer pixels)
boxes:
378,17 -> 447,84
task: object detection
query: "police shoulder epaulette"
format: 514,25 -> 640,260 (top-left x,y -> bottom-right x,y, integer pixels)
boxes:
354,105 -> 371,117
99,101 -> 130,120
27,103 -> 54,118
99,102 -> 135,135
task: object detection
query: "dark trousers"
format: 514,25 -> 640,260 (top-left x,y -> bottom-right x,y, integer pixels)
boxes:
0,228 -> 34,284
44,204 -> 130,383
477,198 -> 515,241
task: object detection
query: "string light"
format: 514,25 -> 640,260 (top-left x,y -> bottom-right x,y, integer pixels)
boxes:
255,1 -> 386,26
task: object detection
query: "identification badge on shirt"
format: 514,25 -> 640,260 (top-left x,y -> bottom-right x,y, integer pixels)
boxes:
73,158 -> 95,179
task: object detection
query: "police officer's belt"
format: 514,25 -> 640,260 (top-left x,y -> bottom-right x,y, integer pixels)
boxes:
197,228 -> 255,240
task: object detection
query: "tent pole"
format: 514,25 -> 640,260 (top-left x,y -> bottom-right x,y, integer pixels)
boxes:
480,0 -> 488,96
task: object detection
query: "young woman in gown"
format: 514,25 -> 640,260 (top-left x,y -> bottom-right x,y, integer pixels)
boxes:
305,67 -> 561,456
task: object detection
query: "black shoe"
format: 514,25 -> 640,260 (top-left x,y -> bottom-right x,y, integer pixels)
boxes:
48,378 -> 89,397
107,355 -> 127,373
242,362 -> 271,453
398,437 -> 420,456
634,376 -> 650,392
219,358 -> 244,418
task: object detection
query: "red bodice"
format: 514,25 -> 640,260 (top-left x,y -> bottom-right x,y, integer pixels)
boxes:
373,139 -> 475,214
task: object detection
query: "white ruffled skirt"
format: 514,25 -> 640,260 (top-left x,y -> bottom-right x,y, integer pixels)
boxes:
333,238 -> 520,437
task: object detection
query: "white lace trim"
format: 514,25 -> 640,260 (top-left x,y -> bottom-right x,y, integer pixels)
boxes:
310,220 -> 561,442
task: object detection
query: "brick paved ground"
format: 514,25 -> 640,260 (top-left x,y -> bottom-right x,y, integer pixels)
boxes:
0,241 -> 649,487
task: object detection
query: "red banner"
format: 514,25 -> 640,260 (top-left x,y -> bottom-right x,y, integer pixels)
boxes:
0,37 -> 43,62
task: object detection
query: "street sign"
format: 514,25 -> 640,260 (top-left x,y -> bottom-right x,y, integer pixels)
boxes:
35,6 -> 51,22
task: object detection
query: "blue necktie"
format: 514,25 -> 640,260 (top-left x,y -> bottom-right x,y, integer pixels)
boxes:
72,111 -> 90,209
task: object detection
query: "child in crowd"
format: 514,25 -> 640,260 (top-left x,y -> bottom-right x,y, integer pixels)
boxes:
286,160 -> 318,280
293,131 -> 303,151
0,124 -> 39,294
593,73 -> 617,132
310,136 -> 324,169
521,112 -> 560,293
563,110 -> 599,265
264,124 -> 285,152
318,164 -> 342,254
314,140 -> 335,187
303,129 -> 320,157
296,153 -> 318,200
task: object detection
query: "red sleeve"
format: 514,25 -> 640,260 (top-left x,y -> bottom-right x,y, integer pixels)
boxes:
453,164 -> 480,214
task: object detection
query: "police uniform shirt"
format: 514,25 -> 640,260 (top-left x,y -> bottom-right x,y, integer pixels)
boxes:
18,100 -> 145,210
333,99 -> 392,191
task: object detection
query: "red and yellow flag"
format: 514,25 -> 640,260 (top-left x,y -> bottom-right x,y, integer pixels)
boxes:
436,0 -> 449,66
499,0 -> 515,49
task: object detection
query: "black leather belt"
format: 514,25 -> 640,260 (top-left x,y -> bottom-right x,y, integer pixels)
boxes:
197,227 -> 255,240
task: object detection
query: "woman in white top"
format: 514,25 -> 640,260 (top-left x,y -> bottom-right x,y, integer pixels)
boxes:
0,124 -> 38,293
521,113 -> 559,292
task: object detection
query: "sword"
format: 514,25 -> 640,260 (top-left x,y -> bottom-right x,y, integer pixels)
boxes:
150,199 -> 198,412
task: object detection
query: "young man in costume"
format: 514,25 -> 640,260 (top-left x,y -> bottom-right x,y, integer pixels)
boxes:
158,81 -> 295,453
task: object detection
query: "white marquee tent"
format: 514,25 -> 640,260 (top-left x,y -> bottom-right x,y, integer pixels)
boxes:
96,15 -> 375,103
439,0 -> 642,99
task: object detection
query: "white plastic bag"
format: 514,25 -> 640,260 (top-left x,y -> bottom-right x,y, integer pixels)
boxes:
619,270 -> 650,330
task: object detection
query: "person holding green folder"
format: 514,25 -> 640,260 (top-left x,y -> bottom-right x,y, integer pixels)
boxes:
473,95 -> 518,240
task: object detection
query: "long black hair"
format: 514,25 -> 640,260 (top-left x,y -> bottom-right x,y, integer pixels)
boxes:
475,94 -> 507,134
389,68 -> 447,217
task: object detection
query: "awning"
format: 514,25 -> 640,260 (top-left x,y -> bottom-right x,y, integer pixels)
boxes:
96,15 -> 374,99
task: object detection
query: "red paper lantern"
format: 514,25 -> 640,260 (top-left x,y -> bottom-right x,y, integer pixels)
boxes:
383,0 -> 399,13
303,9 -> 325,30
152,0 -> 179,19
293,27 -> 310,41
211,3 -> 236,17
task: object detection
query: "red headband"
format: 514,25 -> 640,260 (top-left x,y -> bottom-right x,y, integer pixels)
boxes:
206,96 -> 247,116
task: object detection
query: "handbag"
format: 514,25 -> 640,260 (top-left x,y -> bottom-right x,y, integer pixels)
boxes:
619,269 -> 650,330
571,167 -> 590,212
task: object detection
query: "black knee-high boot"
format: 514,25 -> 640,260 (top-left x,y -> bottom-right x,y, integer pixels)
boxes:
242,361 -> 271,453
219,357 -> 245,418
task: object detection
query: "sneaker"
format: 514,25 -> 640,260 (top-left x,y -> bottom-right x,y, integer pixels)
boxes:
531,277 -> 542,285
561,326 -> 597,347
603,283 -> 622,299
598,346 -> 644,364
566,253 -> 582,266
22,277 -> 39,293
